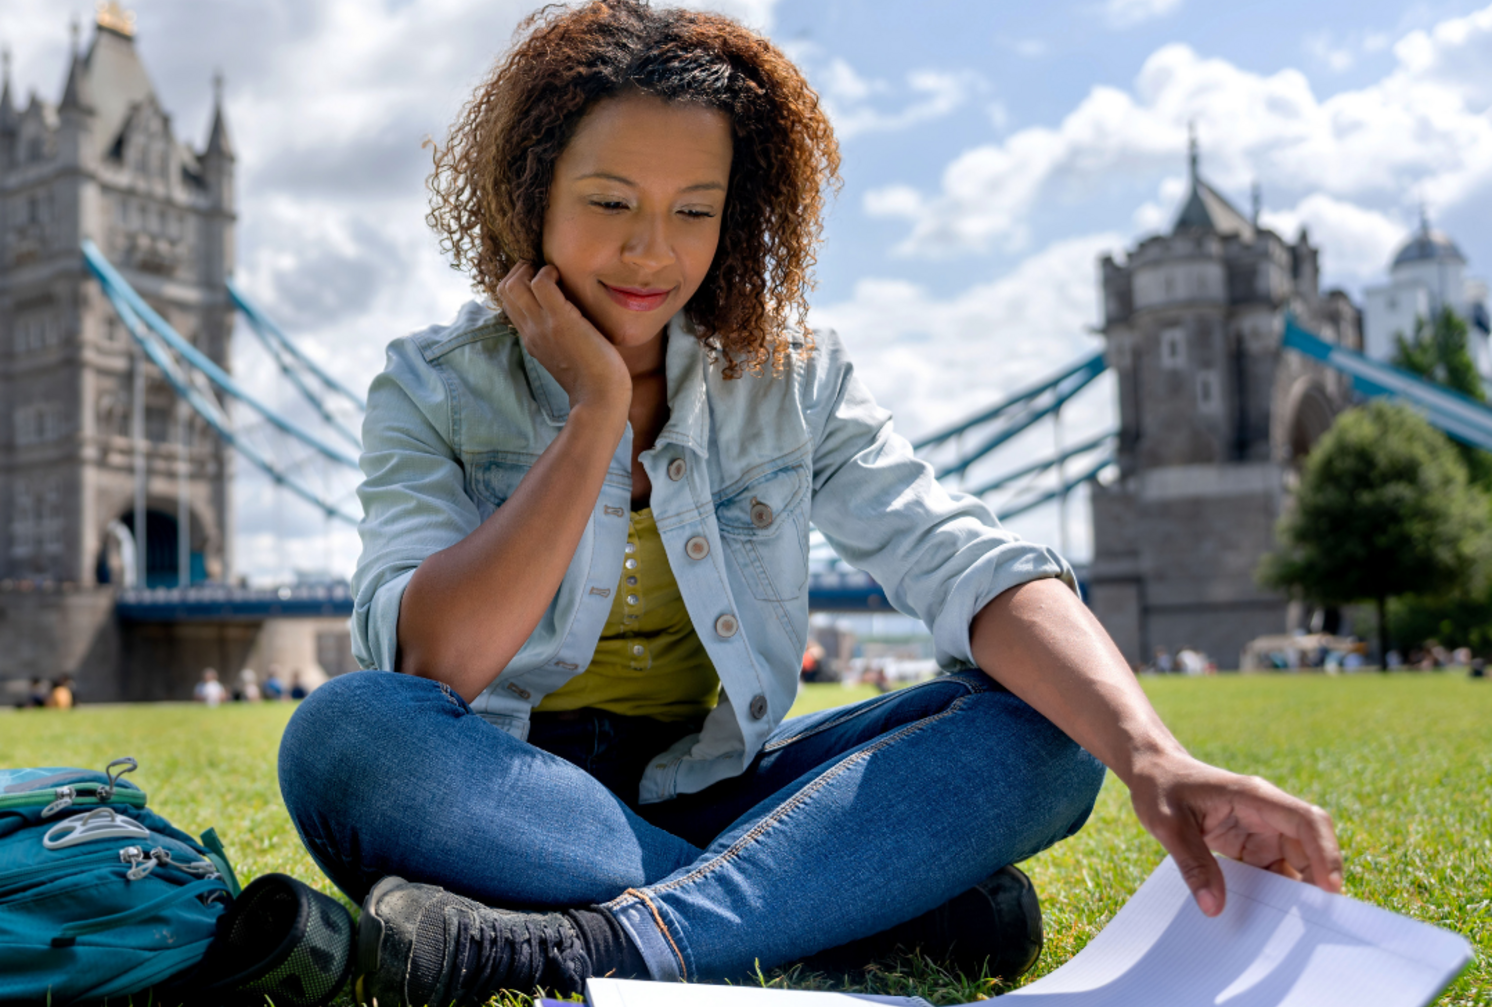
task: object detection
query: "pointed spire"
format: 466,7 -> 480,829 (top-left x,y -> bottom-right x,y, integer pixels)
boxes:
1,48 -> 16,131
1251,180 -> 1261,227
1419,200 -> 1432,236
60,43 -> 93,113
1187,121 -> 1199,182
205,70 -> 233,158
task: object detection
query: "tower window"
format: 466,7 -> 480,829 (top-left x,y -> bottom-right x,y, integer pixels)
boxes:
1160,327 -> 1187,369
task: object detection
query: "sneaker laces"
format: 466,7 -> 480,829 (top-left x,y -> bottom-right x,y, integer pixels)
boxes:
440,899 -> 592,1002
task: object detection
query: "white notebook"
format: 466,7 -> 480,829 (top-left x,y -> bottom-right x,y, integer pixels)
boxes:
563,855 -> 1471,1007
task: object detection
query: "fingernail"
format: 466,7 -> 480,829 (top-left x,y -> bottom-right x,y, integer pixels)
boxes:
1328,870 -> 1343,890
1197,890 -> 1220,916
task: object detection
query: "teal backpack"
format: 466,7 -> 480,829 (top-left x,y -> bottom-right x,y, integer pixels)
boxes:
0,757 -> 239,1002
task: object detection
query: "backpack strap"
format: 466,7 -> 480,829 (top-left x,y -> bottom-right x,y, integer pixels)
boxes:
51,878 -> 230,946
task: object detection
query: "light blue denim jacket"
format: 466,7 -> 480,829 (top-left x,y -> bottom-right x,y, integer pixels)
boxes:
351,301 -> 1074,803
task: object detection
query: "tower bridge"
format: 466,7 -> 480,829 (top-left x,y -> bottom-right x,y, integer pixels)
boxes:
6,11 -> 1492,699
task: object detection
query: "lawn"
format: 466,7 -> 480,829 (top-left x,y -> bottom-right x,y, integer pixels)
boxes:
1,674 -> 1487,1005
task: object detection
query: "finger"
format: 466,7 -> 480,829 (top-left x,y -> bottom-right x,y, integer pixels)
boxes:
1297,803 -> 1343,893
500,263 -> 542,326
529,265 -> 582,320
1160,817 -> 1227,917
1246,790 -> 1343,895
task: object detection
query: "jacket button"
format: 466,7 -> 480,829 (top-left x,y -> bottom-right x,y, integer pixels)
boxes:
714,613 -> 738,638
667,458 -> 687,481
749,694 -> 768,720
685,535 -> 710,560
750,499 -> 774,529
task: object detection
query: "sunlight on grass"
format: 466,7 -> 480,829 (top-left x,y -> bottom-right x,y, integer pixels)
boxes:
1,674 -> 1486,1004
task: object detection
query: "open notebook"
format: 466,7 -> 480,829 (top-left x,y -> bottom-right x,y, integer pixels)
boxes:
542,855 -> 1472,1007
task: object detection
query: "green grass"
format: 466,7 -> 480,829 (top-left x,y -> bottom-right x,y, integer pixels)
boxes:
1,674 -> 1487,1004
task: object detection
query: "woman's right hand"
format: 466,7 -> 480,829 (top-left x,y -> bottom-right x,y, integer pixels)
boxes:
497,262 -> 631,416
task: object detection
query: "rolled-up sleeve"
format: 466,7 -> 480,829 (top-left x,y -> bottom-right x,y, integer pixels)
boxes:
806,331 -> 1076,669
350,338 -> 482,672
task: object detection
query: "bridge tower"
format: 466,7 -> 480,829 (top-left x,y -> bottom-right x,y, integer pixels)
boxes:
0,6 -> 235,692
1087,139 -> 1359,668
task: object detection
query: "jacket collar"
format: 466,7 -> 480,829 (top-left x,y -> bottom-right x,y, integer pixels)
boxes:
520,312 -> 711,458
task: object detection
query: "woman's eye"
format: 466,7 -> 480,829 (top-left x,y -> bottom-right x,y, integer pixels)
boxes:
679,208 -> 716,219
589,199 -> 629,211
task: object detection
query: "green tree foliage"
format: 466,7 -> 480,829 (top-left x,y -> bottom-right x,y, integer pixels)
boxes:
1260,399 -> 1489,666
1392,307 -> 1492,488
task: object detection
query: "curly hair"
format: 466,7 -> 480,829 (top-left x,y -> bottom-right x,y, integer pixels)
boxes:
427,0 -> 840,377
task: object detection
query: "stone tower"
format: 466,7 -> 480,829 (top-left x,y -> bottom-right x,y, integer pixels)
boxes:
0,6 -> 235,689
1086,141 -> 1360,668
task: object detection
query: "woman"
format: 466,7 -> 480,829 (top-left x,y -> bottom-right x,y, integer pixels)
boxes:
278,3 -> 1342,1003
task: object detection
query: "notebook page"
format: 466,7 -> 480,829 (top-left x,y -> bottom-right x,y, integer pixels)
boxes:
583,978 -> 929,1006
1002,855 -> 1472,1007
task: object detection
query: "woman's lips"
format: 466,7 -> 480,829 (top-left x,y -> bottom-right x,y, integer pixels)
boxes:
602,282 -> 671,312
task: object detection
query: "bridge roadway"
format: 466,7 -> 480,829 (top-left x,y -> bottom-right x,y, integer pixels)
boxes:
114,571 -> 893,623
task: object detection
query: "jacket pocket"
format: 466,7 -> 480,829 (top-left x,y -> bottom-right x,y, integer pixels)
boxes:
467,456 -> 533,520
715,463 -> 809,602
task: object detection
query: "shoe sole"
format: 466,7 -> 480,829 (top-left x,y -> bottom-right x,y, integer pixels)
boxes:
355,875 -> 403,1004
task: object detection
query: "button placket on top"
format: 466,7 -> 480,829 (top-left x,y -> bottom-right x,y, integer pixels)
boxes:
624,515 -> 647,670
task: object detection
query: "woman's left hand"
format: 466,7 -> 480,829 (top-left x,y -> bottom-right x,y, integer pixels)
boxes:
1125,751 -> 1344,917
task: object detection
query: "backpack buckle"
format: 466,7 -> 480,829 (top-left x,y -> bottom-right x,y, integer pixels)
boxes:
42,808 -> 150,850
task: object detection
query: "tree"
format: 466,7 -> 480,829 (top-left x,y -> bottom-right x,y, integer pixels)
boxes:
1392,307 -> 1492,489
1260,400 -> 1490,668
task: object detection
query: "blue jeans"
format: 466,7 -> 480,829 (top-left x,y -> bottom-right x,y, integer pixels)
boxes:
278,670 -> 1104,982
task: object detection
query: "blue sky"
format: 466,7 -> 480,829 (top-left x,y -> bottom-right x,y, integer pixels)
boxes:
7,0 -> 1492,580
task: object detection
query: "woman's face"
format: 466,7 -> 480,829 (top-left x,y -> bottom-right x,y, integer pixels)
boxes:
543,93 -> 733,351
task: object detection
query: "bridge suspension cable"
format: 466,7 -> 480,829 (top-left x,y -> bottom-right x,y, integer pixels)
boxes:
1283,317 -> 1492,451
228,279 -> 367,450
83,241 -> 363,525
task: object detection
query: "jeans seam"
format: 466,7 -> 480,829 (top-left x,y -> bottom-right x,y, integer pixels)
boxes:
437,682 -> 466,711
641,695 -> 970,898
763,673 -> 979,753
620,887 -> 689,980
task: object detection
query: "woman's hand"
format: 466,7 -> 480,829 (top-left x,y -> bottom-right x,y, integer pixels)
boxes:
970,578 -> 1344,918
497,262 -> 631,415
1126,751 -> 1343,916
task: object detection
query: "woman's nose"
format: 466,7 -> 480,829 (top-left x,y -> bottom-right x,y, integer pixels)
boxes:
621,214 -> 674,272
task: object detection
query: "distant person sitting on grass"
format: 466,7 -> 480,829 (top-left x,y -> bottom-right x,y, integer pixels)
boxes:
277,4 -> 1345,1004
193,668 -> 226,708
44,676 -> 74,709
263,665 -> 286,701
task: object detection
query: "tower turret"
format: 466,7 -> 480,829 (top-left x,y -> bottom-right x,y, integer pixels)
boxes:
0,49 -> 17,167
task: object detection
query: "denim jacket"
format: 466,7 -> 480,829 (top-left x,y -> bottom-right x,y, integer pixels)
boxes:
351,301 -> 1073,803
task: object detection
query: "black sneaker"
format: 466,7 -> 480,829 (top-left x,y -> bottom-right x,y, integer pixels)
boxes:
355,876 -> 592,1006
805,864 -> 1043,981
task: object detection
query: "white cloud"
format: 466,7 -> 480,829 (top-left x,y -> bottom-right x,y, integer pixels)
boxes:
1258,194 -> 1405,286
869,10 -> 1492,258
811,233 -> 1121,562
681,0 -> 782,29
808,56 -> 981,140
812,233 -> 1118,441
1105,0 -> 1184,30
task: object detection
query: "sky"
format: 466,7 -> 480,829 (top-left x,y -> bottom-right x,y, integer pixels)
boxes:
6,0 -> 1492,582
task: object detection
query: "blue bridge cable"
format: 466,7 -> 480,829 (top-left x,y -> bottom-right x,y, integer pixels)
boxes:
1282,317 -> 1492,452
230,296 -> 364,450
994,451 -> 1115,523
82,241 -> 362,471
964,430 -> 1116,498
933,354 -> 1109,481
911,348 -> 1107,452
227,279 -> 368,411
91,271 -> 360,525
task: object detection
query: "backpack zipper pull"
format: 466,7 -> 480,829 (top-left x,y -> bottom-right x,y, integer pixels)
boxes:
41,786 -> 75,818
120,845 -> 157,881
96,757 -> 138,803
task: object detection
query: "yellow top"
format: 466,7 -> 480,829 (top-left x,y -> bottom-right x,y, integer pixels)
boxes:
537,508 -> 720,721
